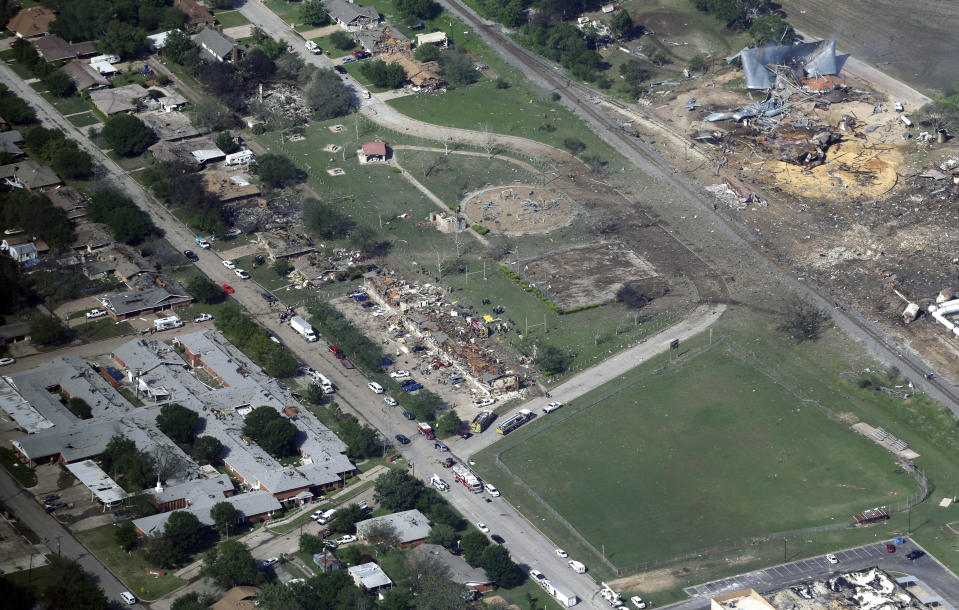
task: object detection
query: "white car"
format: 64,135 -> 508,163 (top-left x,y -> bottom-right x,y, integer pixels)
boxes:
269,335 -> 281,344
390,370 -> 410,379
474,398 -> 496,407
193,313 -> 213,323
383,396 -> 398,407
371,309 -> 386,317
261,557 -> 279,568
368,381 -> 384,394
484,483 -> 500,497
288,578 -> 305,585
630,596 -> 647,609
335,535 -> 356,545
0,357 -> 16,366
476,523 -> 490,534
826,553 -> 838,564
555,549 -> 568,558
195,238 -> 211,249
222,260 -> 235,269
85,308 -> 107,319
234,268 -> 250,279
311,510 -> 324,521
529,569 -> 546,583
543,402 -> 564,413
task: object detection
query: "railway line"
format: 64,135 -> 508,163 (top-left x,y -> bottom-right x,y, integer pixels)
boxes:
441,0 -> 959,413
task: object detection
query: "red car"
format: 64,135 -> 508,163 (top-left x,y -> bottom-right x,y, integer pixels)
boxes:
328,345 -> 345,359
886,543 -> 896,553
222,284 -> 235,294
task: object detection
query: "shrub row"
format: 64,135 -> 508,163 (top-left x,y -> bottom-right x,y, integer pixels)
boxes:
499,266 -> 604,315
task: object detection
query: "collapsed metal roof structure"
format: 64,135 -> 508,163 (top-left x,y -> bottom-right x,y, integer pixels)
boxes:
729,40 -> 838,89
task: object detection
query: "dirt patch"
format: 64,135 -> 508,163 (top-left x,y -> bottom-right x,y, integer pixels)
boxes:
609,567 -> 678,593
515,242 -> 662,310
461,184 -> 573,236
639,12 -> 688,38
482,596 -> 518,609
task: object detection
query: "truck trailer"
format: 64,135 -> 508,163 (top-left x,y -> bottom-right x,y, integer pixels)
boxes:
290,316 -> 318,342
450,463 -> 482,493
545,580 -> 579,607
496,409 -> 534,435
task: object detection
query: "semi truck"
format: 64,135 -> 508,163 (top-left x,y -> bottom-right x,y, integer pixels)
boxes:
471,410 -> 495,433
290,316 -> 318,342
496,409 -> 534,435
451,463 -> 482,493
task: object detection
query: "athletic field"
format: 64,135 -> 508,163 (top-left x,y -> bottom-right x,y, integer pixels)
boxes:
494,346 -> 915,568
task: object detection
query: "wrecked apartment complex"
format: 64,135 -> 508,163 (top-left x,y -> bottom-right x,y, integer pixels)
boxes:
362,271 -> 520,397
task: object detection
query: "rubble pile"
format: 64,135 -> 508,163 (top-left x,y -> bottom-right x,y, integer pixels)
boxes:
768,567 -> 928,610
742,127 -> 837,167
246,83 -> 312,122
228,197 -> 299,233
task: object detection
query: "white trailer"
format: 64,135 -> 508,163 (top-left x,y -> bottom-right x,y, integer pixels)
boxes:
154,316 -> 184,331
226,149 -> 254,165
290,316 -> 318,342
546,580 -> 579,607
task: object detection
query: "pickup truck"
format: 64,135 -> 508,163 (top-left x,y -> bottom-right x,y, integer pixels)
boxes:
194,236 -> 211,249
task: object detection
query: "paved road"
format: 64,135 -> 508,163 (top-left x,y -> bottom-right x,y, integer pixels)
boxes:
0,463 -> 144,607
667,539 -> 959,609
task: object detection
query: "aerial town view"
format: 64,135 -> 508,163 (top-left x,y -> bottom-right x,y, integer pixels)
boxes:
1,0 -> 959,609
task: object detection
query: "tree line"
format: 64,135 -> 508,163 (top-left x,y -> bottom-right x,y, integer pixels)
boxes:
214,304 -> 299,378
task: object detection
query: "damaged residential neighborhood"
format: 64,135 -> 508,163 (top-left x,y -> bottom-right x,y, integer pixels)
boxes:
2,0 -> 959,609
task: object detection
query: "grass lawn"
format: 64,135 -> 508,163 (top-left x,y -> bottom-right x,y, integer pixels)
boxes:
106,151 -> 149,171
485,345 -> 915,570
76,526 -> 185,600
38,92 -> 91,115
213,10 -> 250,28
263,0 -> 303,23
313,34 -> 357,58
230,254 -> 292,292
394,150 -> 538,208
74,319 -> 135,342
0,447 -> 37,487
67,111 -> 101,128
486,579 -> 564,609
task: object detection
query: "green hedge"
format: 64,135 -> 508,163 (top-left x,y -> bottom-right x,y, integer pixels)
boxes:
499,266 -> 605,315
472,224 -> 490,235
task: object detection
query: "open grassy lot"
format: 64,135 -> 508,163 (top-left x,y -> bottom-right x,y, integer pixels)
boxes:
394,150 -> 538,207
67,111 -> 100,128
74,318 -> 135,342
312,33 -> 357,58
0,447 -> 37,487
76,525 -> 185,600
263,0 -> 303,23
212,9 -> 250,28
492,345 -> 914,569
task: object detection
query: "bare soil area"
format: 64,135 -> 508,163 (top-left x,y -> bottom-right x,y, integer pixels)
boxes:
517,242 -> 661,310
461,184 -> 573,236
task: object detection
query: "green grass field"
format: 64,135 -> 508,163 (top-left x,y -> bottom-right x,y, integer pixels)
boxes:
74,318 -> 135,342
67,111 -> 101,127
0,447 -> 37,487
213,10 -> 250,29
76,526 -> 185,600
489,345 -> 915,569
263,0 -> 303,23
394,150 -> 538,207
313,34 -> 357,58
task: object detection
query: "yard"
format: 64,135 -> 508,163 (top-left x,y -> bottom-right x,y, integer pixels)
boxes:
481,345 -> 916,570
263,0 -> 304,24
74,318 -> 135,343
212,9 -> 250,29
0,447 -> 37,487
76,526 -> 185,601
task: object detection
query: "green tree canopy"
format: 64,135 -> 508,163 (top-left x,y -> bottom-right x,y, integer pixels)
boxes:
203,539 -> 261,589
192,435 -> 224,465
374,469 -> 424,512
115,521 -> 139,552
435,410 -> 463,437
97,21 -> 149,59
460,530 -> 490,566
156,403 -> 199,444
251,153 -> 305,188
42,70 -> 75,97
164,510 -> 203,555
395,0 -> 441,20
749,14 -> 796,46
480,544 -> 524,588
304,69 -> 353,120
242,406 -> 299,458
438,50 -> 478,87
299,1 -> 330,25
101,114 -> 156,157
210,501 -> 240,536
414,43 -> 441,63
187,275 -> 226,304
42,556 -> 109,610
359,60 -> 408,89
610,9 -> 635,39
29,314 -> 73,347
329,30 -> 355,51
428,522 -> 456,548
535,344 -> 573,375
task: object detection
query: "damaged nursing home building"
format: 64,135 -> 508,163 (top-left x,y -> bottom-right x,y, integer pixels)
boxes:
361,271 -> 519,397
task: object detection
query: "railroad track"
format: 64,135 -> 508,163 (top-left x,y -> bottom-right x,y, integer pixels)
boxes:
443,0 -> 959,411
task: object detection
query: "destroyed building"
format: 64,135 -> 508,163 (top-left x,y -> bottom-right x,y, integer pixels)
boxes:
729,40 -> 838,90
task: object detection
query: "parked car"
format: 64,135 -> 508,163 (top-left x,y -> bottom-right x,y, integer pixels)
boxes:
85,308 -> 107,319
476,523 -> 490,534
193,313 -> 213,323
390,370 -> 410,379
324,540 -> 339,550
826,554 -> 838,564
0,357 -> 15,366
183,249 -> 199,261
398,378 -> 416,387
317,528 -> 333,539
120,592 -> 137,605
44,501 -> 67,512
490,534 -> 505,544
906,549 -> 925,560
261,557 -> 279,568
886,543 -> 896,553
222,260 -> 236,269
434,441 -> 449,452
459,430 -> 472,439
555,549 -> 568,558
329,345 -> 345,359
384,396 -> 398,407
449,375 -> 466,384
195,237 -> 211,249
368,381 -> 384,394
630,596 -> 647,609
334,64 -> 346,73
402,383 -> 423,392
341,56 -> 356,64
412,345 -> 427,352
402,410 -> 415,420
261,291 -> 277,302
234,268 -> 250,279
395,434 -> 410,444
298,365 -> 315,375
529,569 -> 546,583
269,335 -> 281,345
42,493 -> 60,502
473,398 -> 495,407
544,402 -> 564,413
335,535 -> 356,545
222,284 -> 234,294
484,483 -> 500,497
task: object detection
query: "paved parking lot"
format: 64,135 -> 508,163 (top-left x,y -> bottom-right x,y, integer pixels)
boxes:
671,540 -> 959,609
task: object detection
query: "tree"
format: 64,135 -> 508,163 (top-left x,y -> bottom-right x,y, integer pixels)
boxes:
0,95 -> 36,124
329,30 -> 355,51
101,114 -> 155,157
562,137 -> 585,155
299,0 -> 330,26
203,539 -> 261,588
240,48 -> 276,81
115,521 -> 139,551
98,21 -> 149,59
428,523 -> 456,548
535,344 -> 572,375
210,501 -> 239,536
688,53 -> 707,73
359,60 -> 407,89
365,522 -> 398,554
480,544 -> 524,588
414,43 -> 441,63
29,314 -> 72,347
42,556 -> 109,610
304,70 -> 353,119
216,131 -> 240,154
42,70 -> 75,97
337,417 -> 379,460
164,510 -> 203,555
460,530 -> 490,566
749,14 -> 795,46
67,397 -> 92,419
402,389 -> 442,421
188,275 -> 226,304
242,406 -> 299,458
156,403 -> 199,444
143,534 -> 181,569
272,258 -> 293,276
438,50 -> 478,87
778,299 -> 831,342
395,0 -> 441,20
171,592 -> 210,610
252,153 -> 304,188
348,225 -> 390,257
610,9 -> 634,40
435,410 -> 463,437
110,206 -> 155,244
299,533 -> 327,555
374,469 -> 424,511
304,383 -> 325,405
379,588 -> 415,610
52,145 -> 93,179
330,502 -> 365,533
302,198 -> 353,239
192,98 -> 234,131
192,435 -> 223,465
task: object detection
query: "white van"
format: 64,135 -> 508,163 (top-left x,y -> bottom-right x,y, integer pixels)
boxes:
368,381 -> 384,394
484,483 -> 500,497
316,508 -> 337,525
120,591 -> 137,605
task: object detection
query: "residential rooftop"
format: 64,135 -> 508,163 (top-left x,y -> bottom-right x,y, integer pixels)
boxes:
355,509 -> 431,544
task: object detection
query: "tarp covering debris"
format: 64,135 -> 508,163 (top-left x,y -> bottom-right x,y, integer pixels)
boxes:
728,40 -> 838,89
